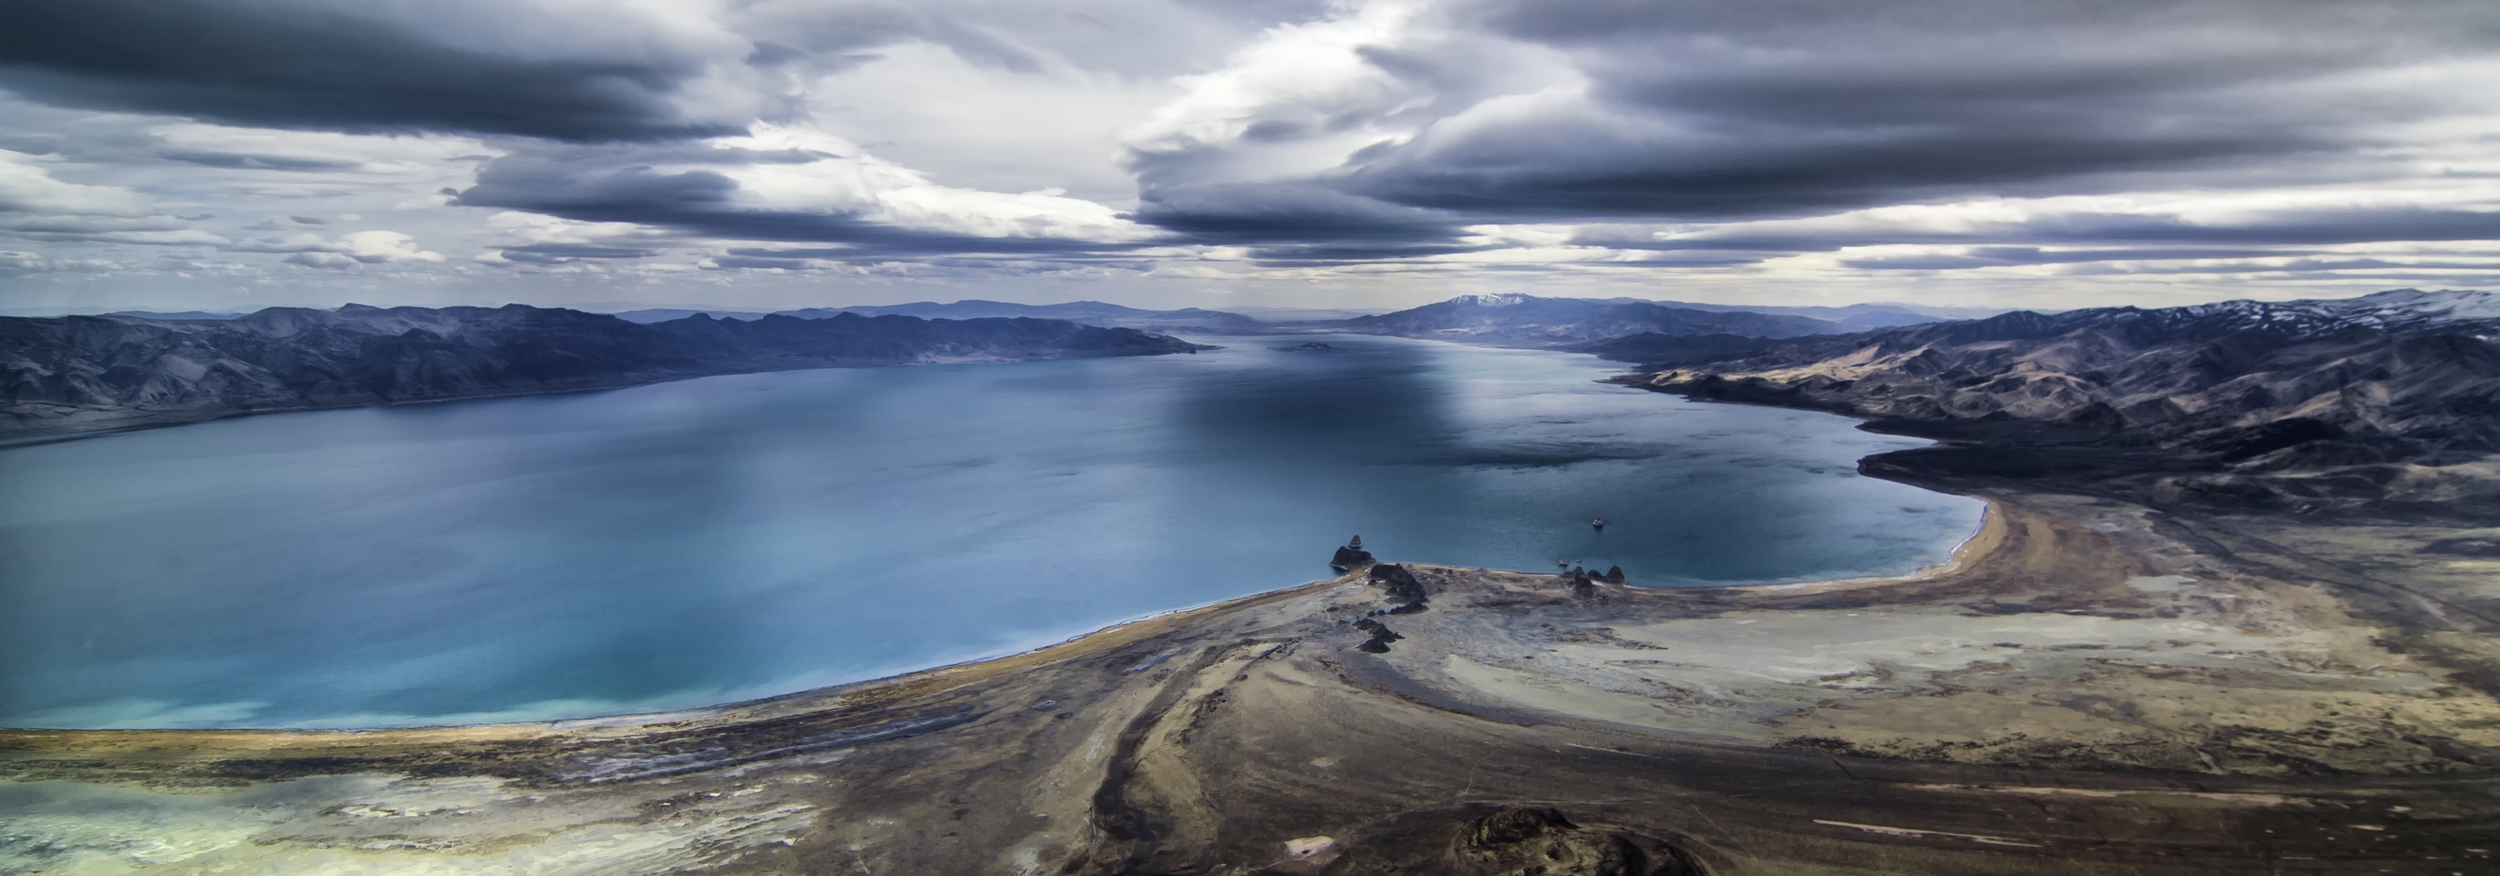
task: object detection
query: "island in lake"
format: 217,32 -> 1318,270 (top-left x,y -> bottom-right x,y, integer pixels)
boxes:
5,290 -> 2499,874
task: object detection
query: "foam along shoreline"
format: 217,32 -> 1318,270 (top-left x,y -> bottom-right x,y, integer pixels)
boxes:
8,484 -> 2500,874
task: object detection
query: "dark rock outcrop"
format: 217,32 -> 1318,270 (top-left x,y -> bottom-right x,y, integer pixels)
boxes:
1306,804 -> 1713,876
1353,617 -> 1403,653
1454,806 -> 1707,876
1601,566 -> 1627,584
1368,563 -> 1430,608
0,305 -> 1209,438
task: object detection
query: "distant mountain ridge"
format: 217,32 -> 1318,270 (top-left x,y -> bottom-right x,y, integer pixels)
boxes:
1317,293 -> 1852,348
615,300 -> 1258,331
607,294 -> 1978,344
1571,298 -> 1991,331
1632,289 -> 2500,519
0,304 -> 1205,438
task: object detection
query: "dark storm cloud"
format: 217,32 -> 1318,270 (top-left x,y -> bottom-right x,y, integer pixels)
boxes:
1133,0 -> 2500,260
498,244 -> 658,265
1128,182 -> 1476,263
1401,0 -> 2500,217
452,148 -> 741,218
704,255 -> 811,271
453,145 -> 1159,262
0,0 -> 738,141
1593,209 -> 2500,256
1346,122 -> 2302,219
157,149 -> 360,172
1839,248 -> 2295,271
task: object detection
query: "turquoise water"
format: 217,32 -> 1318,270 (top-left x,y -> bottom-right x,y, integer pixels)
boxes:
0,335 -> 1981,729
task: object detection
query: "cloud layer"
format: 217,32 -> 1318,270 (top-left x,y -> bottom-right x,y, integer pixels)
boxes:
2,0 -> 2497,311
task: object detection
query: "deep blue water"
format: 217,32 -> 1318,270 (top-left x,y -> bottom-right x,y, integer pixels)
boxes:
0,335 -> 1981,729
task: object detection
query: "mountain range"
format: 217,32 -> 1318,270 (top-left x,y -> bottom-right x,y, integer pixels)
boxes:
0,305 -> 1204,438
601,294 -> 1979,344
26,286 -> 2489,511
613,300 -> 1257,332
1323,293 -> 1850,347
1630,289 -> 2500,520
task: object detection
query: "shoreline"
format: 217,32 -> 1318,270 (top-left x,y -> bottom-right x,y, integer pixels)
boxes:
2,338 -> 1982,737
0,501 -> 2002,737
0,575 -> 1357,744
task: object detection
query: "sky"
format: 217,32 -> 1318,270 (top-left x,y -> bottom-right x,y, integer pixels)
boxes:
2,0 -> 2498,315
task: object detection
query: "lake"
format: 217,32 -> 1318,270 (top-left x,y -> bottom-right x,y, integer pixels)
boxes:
0,334 -> 1982,729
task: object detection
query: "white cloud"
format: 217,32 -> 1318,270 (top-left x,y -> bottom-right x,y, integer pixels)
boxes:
0,249 -> 125,274
0,150 -> 150,216
484,211 -> 665,246
341,230 -> 446,262
150,124 -> 490,174
797,40 -> 1179,203
241,230 -> 446,268
711,125 -> 1156,242
1124,0 -> 1436,184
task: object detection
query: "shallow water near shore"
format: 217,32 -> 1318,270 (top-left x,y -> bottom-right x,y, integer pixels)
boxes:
0,334 -> 1980,729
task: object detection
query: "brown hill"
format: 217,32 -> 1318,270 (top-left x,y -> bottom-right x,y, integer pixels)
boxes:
1631,290 -> 2500,520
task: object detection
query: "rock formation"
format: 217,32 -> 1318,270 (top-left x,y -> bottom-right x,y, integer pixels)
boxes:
1367,562 -> 1430,609
1352,617 -> 1403,653
1453,807 -> 1701,876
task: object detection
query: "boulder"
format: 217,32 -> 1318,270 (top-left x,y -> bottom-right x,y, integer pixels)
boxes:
1353,617 -> 1403,653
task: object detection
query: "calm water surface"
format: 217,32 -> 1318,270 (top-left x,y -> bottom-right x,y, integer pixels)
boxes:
0,335 -> 1981,728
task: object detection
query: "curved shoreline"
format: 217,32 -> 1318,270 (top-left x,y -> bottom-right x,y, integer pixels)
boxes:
0,497 -> 2005,739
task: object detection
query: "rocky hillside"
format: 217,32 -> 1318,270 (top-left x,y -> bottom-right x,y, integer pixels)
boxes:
0,304 -> 1206,438
1632,289 -> 2500,519
1326,293 -> 1842,348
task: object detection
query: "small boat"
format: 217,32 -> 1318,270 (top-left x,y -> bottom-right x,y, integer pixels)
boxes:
1592,517 -> 1606,530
